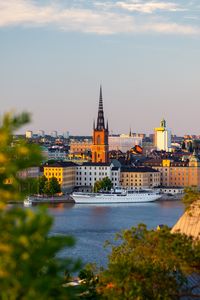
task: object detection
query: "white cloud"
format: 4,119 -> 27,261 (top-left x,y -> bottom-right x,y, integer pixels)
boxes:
0,0 -> 199,35
141,22 -> 200,34
95,1 -> 186,14
115,1 -> 185,14
0,0 -> 134,34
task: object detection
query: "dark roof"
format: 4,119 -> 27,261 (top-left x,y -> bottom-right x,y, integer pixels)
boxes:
121,166 -> 159,173
43,161 -> 77,167
111,167 -> 120,171
82,162 -> 111,167
144,159 -> 189,167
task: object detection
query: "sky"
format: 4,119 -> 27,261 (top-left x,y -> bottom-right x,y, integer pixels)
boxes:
0,0 -> 200,136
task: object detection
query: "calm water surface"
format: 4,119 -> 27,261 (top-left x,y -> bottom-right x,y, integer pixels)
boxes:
47,200 -> 184,267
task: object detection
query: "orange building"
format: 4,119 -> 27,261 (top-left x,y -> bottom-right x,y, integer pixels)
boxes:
92,86 -> 109,163
70,140 -> 92,154
144,153 -> 200,188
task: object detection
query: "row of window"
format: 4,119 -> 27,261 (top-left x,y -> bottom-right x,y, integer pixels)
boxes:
45,172 -> 62,176
77,172 -> 110,176
76,177 -> 119,182
77,166 -> 108,170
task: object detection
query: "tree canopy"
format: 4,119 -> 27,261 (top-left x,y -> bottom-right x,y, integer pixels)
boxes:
0,112 -> 42,202
182,186 -> 200,210
97,224 -> 200,300
43,176 -> 61,196
93,177 -> 113,193
0,112 -> 80,299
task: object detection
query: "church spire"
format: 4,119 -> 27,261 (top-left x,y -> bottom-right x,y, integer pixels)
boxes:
106,120 -> 109,131
96,85 -> 105,130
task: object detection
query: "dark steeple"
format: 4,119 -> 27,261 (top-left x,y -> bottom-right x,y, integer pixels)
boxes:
96,85 -> 105,130
106,120 -> 109,131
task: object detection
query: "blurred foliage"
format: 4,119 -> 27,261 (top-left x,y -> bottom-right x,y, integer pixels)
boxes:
98,224 -> 200,300
19,178 -> 39,195
38,175 -> 48,195
0,206 -> 81,299
0,112 -> 42,202
0,112 -> 81,299
182,186 -> 200,210
78,264 -> 100,300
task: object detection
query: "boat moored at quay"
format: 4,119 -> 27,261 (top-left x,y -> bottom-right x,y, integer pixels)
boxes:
71,189 -> 161,204
23,195 -> 74,207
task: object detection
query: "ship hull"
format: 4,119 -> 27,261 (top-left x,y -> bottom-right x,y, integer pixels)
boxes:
71,192 -> 161,204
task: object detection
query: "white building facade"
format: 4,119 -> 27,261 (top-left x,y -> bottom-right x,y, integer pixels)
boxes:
154,119 -> 171,152
75,163 -> 120,189
48,148 -> 67,160
26,131 -> 33,139
109,134 -> 142,153
18,167 -> 40,179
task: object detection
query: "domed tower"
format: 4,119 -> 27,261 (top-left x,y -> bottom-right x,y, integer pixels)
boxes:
189,151 -> 200,167
92,86 -> 109,163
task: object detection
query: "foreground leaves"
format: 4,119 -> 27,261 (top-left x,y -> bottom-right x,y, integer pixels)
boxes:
0,206 -> 80,300
98,224 -> 200,300
0,112 -> 80,299
0,112 -> 42,202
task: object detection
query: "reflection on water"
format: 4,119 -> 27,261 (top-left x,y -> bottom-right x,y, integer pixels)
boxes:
47,199 -> 184,267
73,202 -> 157,208
158,200 -> 183,209
47,203 -> 75,211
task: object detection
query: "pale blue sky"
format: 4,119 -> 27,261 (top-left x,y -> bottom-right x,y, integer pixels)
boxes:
0,0 -> 200,135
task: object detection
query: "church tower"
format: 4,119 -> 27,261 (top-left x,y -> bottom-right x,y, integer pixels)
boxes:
92,86 -> 109,163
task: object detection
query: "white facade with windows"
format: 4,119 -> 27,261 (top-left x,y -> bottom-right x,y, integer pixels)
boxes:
48,148 -> 67,160
75,163 -> 120,188
109,134 -> 142,153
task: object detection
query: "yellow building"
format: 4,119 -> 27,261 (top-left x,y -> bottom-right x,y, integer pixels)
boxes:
43,162 -> 77,193
120,167 -> 160,190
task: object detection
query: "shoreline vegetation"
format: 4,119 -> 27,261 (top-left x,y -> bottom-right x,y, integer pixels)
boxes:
1,112 -> 200,299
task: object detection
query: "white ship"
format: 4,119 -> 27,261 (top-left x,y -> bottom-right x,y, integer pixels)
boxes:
71,189 -> 161,204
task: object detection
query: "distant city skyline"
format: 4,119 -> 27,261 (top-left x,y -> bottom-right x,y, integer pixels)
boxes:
0,0 -> 200,135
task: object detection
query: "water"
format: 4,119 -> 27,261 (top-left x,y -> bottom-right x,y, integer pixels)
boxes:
47,200 -> 184,267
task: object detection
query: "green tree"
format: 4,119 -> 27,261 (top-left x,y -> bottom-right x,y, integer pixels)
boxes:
93,180 -> 102,193
93,177 -> 113,193
182,186 -> 200,210
43,177 -> 61,196
38,175 -> 48,195
19,177 -> 39,195
101,177 -> 113,191
49,177 -> 61,195
98,224 -> 200,300
0,206 -> 80,300
78,264 -> 99,300
0,112 -> 80,299
0,112 -> 41,202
